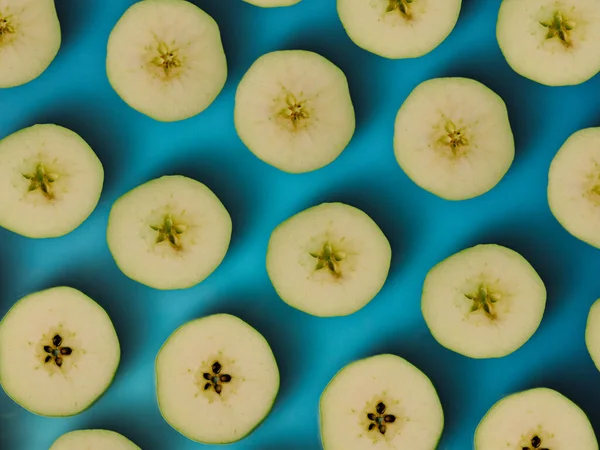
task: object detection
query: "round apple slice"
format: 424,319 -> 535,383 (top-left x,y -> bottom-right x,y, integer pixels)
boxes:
266,202 -> 391,317
475,388 -> 598,450
50,429 -> 140,450
585,298 -> 600,372
421,244 -> 546,359
0,124 -> 104,238
234,50 -> 355,173
106,0 -> 227,122
548,127 -> 600,249
243,0 -> 301,7
319,354 -> 444,450
156,314 -> 279,444
0,287 -> 120,417
106,175 -> 232,290
337,0 -> 462,59
394,77 -> 514,201
497,0 -> 600,86
0,0 -> 61,88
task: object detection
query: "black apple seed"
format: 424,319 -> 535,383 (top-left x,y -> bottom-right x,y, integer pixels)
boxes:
220,374 -> 231,383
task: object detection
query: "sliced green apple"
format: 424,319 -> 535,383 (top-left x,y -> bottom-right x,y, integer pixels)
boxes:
0,124 -> 104,238
106,0 -> 227,122
320,354 -> 444,450
421,244 -> 546,358
0,0 -> 61,88
106,175 -> 232,290
156,314 -> 279,444
266,202 -> 391,317
0,287 -> 120,417
475,388 -> 598,449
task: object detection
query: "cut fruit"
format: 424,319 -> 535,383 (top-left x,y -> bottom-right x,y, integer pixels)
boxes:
421,244 -> 546,359
156,313 -> 279,444
0,0 -> 61,88
266,202 -> 391,317
497,0 -> 600,86
337,0 -> 462,59
0,124 -> 104,238
234,50 -> 355,173
107,175 -> 232,290
548,127 -> 600,249
475,387 -> 598,450
0,287 -> 120,417
585,298 -> 600,371
50,429 -> 140,450
319,354 -> 444,450
242,0 -> 301,7
106,0 -> 227,122
394,77 -> 514,201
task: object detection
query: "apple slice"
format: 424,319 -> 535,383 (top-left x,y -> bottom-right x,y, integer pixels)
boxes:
156,314 -> 279,444
50,429 -> 140,450
475,388 -> 598,449
0,0 -> 61,88
548,127 -> 600,249
0,287 -> 120,417
0,124 -> 104,238
394,77 -> 514,200
234,50 -> 355,173
106,0 -> 227,122
421,244 -> 546,359
320,354 -> 444,450
266,202 -> 391,317
337,0 -> 462,59
243,0 -> 301,7
107,175 -> 232,290
497,0 -> 600,86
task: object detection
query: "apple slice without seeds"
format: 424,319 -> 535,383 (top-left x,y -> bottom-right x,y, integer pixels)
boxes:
319,354 -> 444,450
548,127 -> 600,249
266,202 -> 391,317
243,0 -> 301,7
234,50 -> 355,173
0,287 -> 120,417
337,0 -> 462,59
106,175 -> 232,290
497,0 -> 600,86
156,314 -> 279,444
0,0 -> 61,88
106,0 -> 227,122
394,77 -> 514,201
0,124 -> 104,238
475,388 -> 598,450
50,430 -> 140,450
421,244 -> 546,359
585,298 -> 600,372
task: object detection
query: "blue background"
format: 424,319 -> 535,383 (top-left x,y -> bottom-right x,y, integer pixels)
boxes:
2,0 -> 600,449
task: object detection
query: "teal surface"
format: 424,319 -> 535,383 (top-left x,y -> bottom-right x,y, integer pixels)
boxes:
2,1 -> 600,449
